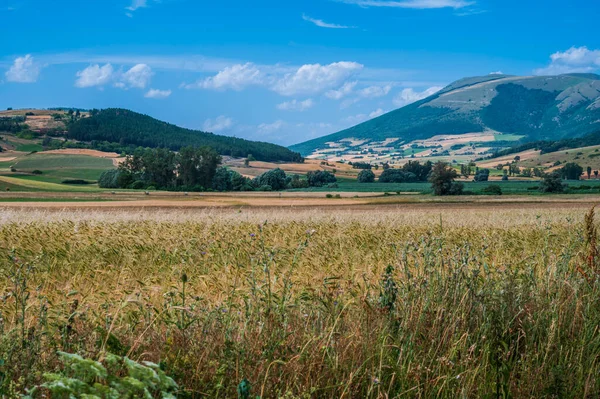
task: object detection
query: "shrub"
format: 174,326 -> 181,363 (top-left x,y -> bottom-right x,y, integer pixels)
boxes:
326,194 -> 333,198
147,186 -> 157,191
31,170 -> 43,175
357,169 -> 375,183
23,352 -> 178,399
482,184 -> 503,195
258,185 -> 273,192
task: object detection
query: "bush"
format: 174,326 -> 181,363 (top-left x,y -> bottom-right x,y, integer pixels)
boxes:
258,185 -> 273,192
23,352 -> 177,399
147,186 -> 157,191
326,194 -> 333,198
482,184 -> 503,195
357,169 -> 375,183
31,170 -> 43,175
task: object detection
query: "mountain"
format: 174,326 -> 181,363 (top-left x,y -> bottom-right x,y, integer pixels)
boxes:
68,109 -> 303,163
290,73 -> 600,156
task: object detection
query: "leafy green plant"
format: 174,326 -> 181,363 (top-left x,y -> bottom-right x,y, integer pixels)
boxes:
23,352 -> 178,399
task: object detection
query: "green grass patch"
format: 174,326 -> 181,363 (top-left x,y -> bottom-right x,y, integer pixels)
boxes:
15,143 -> 44,152
494,133 -> 525,141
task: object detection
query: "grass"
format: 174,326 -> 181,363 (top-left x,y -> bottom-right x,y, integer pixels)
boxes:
290,178 -> 600,194
14,143 -> 44,153
1,207 -> 600,397
0,176 -> 103,192
494,133 -> 525,141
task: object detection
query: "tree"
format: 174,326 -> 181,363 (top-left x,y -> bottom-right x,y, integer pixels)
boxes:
429,162 -> 462,196
379,169 -> 417,183
474,168 -> 490,182
539,171 -> 566,193
357,169 -> 375,183
307,170 -> 337,187
254,168 -> 287,191
402,160 -> 433,181
98,169 -> 123,189
595,170 -> 599,179
561,163 -> 583,180
587,166 -> 592,180
178,146 -> 222,189
502,169 -> 509,181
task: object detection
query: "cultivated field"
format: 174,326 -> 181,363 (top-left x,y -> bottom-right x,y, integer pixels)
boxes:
2,204 -> 600,397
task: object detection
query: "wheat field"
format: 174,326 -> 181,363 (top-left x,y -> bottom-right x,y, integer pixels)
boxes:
1,205 -> 599,397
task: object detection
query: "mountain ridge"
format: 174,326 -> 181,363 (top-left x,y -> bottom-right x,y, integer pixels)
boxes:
290,73 -> 600,156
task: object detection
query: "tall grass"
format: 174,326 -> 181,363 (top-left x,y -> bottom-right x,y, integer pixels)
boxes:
0,207 -> 599,397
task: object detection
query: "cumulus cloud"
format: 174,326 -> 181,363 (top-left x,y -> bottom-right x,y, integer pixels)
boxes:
75,63 -> 153,89
393,86 -> 443,106
344,108 -> 386,125
370,108 -> 385,118
5,54 -> 41,83
272,62 -> 363,96
203,116 -> 234,132
302,14 -> 353,29
186,61 -> 363,97
325,81 -> 358,100
75,64 -> 114,88
276,99 -> 314,111
258,120 -> 286,134
338,0 -> 475,9
118,64 -> 153,89
534,46 -> 600,75
359,84 -> 392,98
185,63 -> 263,91
145,88 -> 172,99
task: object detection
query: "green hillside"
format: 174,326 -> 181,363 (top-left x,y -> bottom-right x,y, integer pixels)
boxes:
291,73 -> 600,156
68,109 -> 303,163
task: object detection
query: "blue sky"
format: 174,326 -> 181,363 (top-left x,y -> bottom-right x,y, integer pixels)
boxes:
1,0 -> 599,146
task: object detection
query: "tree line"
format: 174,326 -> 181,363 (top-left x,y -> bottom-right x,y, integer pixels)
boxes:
99,147 -> 336,192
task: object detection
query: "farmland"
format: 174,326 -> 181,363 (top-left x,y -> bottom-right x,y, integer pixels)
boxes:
2,203 -> 600,397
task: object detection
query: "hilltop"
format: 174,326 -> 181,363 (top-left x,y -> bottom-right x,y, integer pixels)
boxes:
290,73 -> 600,161
1,108 -> 302,163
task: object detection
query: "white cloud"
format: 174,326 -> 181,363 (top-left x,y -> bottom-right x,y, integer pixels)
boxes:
185,63 -> 263,90
272,62 -> 363,96
258,120 -> 286,134
118,63 -> 153,89
145,88 -> 172,99
186,61 -> 363,97
534,46 -> 600,76
338,0 -> 475,9
359,84 -> 392,98
302,14 -> 353,29
75,64 -> 114,88
326,81 -> 358,100
276,99 -> 314,111
370,108 -> 385,118
344,108 -> 386,125
126,0 -> 147,10
489,71 -> 504,75
75,63 -> 153,89
393,86 -> 443,106
203,116 -> 234,132
5,54 -> 41,83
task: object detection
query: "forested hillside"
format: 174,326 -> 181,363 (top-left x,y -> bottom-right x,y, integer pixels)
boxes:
68,109 -> 302,162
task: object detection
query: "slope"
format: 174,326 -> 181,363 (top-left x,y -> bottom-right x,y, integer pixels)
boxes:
68,109 -> 303,163
290,73 -> 600,156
